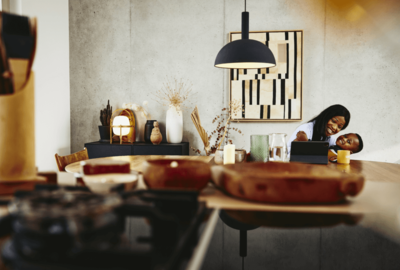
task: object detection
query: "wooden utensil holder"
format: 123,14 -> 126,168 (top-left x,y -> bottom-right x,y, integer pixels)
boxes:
0,73 -> 42,183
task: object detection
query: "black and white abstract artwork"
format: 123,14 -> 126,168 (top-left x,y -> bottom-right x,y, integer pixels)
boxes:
230,30 -> 303,121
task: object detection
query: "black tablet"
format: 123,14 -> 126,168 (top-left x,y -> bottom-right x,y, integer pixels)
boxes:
290,141 -> 329,164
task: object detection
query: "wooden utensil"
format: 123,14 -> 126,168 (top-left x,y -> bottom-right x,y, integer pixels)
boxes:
191,106 -> 210,155
213,162 -> 365,204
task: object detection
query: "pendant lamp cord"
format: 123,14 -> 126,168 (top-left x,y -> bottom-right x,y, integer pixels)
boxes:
244,0 -> 246,11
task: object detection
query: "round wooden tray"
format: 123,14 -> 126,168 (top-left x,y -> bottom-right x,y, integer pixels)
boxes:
212,162 -> 365,204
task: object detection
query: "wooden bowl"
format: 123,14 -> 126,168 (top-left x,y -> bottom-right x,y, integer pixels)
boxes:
142,159 -> 211,190
216,162 -> 365,204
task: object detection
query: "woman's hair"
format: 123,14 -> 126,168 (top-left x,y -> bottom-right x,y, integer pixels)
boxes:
308,104 -> 351,141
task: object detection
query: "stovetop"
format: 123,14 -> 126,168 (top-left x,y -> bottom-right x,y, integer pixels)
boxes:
0,185 -> 212,270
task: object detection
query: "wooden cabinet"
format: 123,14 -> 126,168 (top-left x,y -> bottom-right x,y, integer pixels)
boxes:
84,142 -> 189,159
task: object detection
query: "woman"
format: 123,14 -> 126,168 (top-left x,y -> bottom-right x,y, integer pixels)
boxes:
287,104 -> 351,155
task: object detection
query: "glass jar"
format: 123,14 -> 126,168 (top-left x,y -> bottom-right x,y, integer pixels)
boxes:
269,133 -> 287,162
250,135 -> 269,162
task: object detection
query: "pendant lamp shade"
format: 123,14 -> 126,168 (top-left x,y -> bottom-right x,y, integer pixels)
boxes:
215,39 -> 276,69
215,10 -> 276,69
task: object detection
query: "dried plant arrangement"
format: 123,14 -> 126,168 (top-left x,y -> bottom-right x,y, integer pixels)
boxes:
100,100 -> 112,126
191,106 -> 211,155
216,99 -> 243,150
191,100 -> 244,155
123,101 -> 150,120
153,77 -> 193,111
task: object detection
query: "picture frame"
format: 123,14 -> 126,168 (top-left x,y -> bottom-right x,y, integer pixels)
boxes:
229,30 -> 304,122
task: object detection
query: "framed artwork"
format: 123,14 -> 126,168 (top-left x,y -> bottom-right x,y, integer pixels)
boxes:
230,30 -> 303,121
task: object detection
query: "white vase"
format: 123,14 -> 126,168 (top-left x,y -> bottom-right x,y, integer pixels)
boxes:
166,105 -> 183,143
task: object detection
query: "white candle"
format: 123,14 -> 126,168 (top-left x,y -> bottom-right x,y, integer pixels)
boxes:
223,144 -> 235,165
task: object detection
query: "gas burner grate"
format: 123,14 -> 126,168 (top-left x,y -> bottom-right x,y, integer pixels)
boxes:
1,184 -> 210,270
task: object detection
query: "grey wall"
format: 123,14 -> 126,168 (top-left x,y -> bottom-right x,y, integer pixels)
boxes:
70,0 -> 400,162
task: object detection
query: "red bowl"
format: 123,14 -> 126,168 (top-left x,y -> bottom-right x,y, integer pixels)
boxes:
142,159 -> 211,190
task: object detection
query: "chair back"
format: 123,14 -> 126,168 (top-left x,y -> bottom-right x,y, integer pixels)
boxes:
55,148 -> 89,172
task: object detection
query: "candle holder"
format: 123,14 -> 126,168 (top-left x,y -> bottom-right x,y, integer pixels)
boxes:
110,109 -> 135,144
215,149 -> 224,165
337,150 -> 351,164
235,149 -> 247,163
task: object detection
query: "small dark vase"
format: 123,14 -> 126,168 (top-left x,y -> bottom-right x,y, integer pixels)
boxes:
98,125 -> 111,142
144,120 -> 156,143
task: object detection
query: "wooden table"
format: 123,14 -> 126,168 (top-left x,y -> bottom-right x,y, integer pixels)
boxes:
8,158 -> 400,244
200,160 -> 400,213
199,160 -> 400,245
326,159 -> 400,183
66,157 -> 400,213
65,155 -> 214,174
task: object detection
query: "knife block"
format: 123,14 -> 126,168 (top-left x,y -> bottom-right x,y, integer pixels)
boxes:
0,72 -> 44,186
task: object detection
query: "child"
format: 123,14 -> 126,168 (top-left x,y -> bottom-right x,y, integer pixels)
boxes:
328,133 -> 363,162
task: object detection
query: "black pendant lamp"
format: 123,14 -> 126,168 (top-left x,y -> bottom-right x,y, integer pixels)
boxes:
214,0 -> 276,69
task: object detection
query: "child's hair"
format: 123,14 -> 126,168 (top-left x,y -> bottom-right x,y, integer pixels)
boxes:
354,133 -> 363,153
308,104 -> 351,141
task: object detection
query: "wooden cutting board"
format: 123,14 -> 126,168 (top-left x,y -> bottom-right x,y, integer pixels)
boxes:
211,162 -> 365,204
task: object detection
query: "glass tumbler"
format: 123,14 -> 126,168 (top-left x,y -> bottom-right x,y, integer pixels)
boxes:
250,135 -> 269,162
269,133 -> 288,161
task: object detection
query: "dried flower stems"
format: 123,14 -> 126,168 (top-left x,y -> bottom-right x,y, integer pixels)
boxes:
217,117 -> 231,150
135,106 -> 149,120
191,106 -> 211,155
153,77 -> 193,109
123,101 -> 150,120
191,101 -> 244,155
217,100 -> 243,149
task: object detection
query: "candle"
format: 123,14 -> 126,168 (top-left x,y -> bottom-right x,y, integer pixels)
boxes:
337,150 -> 351,164
223,144 -> 235,165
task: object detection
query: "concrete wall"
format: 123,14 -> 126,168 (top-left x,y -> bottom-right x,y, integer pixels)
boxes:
19,0 -> 71,171
70,0 -> 400,163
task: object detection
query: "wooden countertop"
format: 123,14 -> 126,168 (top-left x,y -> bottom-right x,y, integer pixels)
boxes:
326,159 -> 400,183
199,160 -> 399,214
199,159 -> 400,244
3,158 -> 400,243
